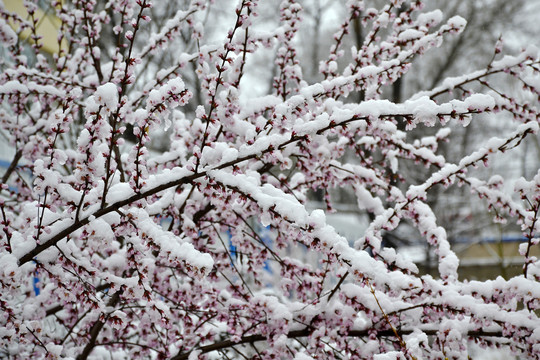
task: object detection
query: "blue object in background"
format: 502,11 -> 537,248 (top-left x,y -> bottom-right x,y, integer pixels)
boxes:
258,225 -> 273,274
227,225 -> 273,274
227,229 -> 237,261
33,272 -> 40,296
0,159 -> 11,168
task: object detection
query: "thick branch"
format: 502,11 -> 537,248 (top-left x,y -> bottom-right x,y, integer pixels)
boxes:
76,290 -> 121,360
17,104 -> 513,265
171,328 -> 503,360
17,134 -> 302,265
1,149 -> 22,184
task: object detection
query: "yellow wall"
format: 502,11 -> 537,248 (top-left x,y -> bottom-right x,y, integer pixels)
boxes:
4,1 -> 66,54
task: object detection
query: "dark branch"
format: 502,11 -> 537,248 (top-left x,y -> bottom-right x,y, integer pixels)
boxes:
1,149 -> 22,184
171,328 -> 503,360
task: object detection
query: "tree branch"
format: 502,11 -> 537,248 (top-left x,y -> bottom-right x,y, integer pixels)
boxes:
171,328 -> 503,360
